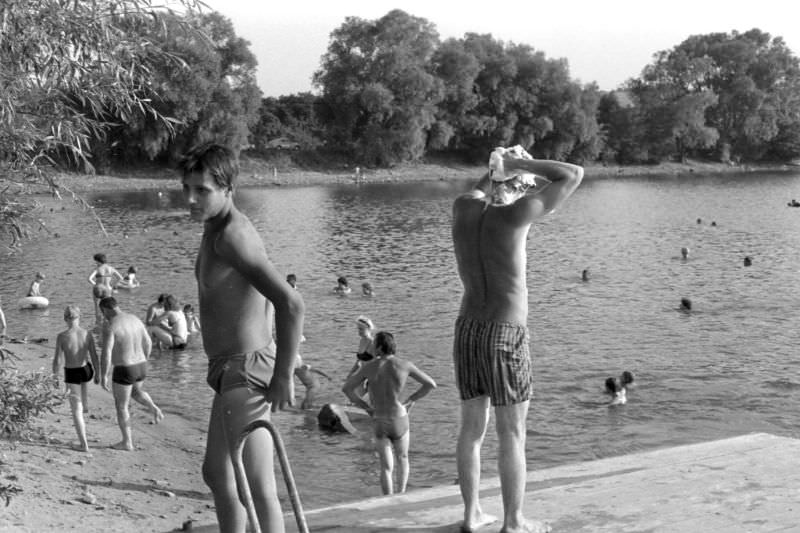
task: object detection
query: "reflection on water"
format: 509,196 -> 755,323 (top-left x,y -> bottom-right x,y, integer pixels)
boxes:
3,170 -> 800,507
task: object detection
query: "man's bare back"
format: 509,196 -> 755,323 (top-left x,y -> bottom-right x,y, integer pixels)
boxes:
56,327 -> 96,368
105,311 -> 149,367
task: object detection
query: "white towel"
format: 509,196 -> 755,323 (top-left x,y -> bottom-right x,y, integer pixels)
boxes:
488,145 -> 537,185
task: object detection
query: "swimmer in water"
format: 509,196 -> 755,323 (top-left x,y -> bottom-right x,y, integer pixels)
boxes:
605,371 -> 634,406
333,276 -> 352,295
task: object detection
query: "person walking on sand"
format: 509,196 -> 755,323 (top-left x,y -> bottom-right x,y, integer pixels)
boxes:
180,143 -> 304,533
452,145 -> 583,533
342,331 -> 436,495
99,296 -> 164,451
52,305 -> 99,452
88,253 -> 122,324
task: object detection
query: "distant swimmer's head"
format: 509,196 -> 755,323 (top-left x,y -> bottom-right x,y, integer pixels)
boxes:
286,273 -> 297,288
680,297 -> 692,311
63,305 -> 80,321
743,256 -> 752,267
93,253 -> 107,264
581,269 -> 590,282
373,331 -> 396,356
681,247 -> 689,259
362,281 -> 373,296
605,371 -> 634,405
337,276 -> 349,287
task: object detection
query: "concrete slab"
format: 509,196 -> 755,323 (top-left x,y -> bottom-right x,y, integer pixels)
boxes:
189,433 -> 800,532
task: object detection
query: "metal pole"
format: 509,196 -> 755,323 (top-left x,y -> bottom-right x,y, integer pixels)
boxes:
233,419 -> 310,533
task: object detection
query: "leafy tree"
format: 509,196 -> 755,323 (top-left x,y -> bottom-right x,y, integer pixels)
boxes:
313,9 -> 444,165
252,93 -> 325,151
0,0 -> 202,246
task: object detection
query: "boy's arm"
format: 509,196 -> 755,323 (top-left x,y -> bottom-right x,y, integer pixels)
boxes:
52,335 -> 63,376
143,324 -> 152,360
404,364 -> 437,410
217,224 -> 304,412
342,369 -> 373,414
88,269 -> 97,285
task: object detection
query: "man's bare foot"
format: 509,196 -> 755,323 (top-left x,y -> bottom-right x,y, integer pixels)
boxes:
72,442 -> 90,453
460,512 -> 497,532
111,441 -> 134,451
499,520 -> 551,533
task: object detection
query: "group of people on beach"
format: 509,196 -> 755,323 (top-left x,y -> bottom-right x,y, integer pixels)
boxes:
173,143 -> 582,533
22,142 -> 583,533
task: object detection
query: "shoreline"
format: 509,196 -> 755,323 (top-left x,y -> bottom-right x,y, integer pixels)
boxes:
0,341 -> 217,532
46,158 -> 799,194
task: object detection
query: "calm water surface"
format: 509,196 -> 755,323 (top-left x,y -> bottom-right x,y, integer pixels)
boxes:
3,170 -> 800,507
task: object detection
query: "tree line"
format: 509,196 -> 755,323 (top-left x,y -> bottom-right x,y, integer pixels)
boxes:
2,2 -> 800,193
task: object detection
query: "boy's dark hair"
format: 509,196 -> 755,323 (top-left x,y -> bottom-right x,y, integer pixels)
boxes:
157,293 -> 169,304
183,304 -> 194,312
178,143 -> 238,190
337,276 -> 348,286
99,296 -> 117,310
128,266 -> 137,274
93,253 -> 107,264
373,331 -> 396,355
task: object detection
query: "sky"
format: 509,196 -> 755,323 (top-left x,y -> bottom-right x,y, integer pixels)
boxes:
200,1 -> 799,98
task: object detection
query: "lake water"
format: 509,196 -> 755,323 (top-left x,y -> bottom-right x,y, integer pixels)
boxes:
3,169 -> 800,508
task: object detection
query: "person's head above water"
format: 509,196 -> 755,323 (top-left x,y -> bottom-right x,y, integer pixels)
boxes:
680,297 -> 692,311
178,143 -> 238,191
681,247 -> 689,259
337,276 -> 349,287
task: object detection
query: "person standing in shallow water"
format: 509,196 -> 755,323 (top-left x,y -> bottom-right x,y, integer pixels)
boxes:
88,253 -> 122,324
452,146 -> 583,533
180,144 -> 304,533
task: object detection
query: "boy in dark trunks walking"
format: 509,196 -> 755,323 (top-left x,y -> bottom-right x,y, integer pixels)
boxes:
52,305 -> 99,452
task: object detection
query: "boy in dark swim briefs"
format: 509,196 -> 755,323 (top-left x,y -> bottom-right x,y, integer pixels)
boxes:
52,305 -> 99,452
342,331 -> 437,495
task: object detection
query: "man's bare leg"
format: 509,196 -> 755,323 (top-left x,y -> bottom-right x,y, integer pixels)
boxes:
496,400 -> 549,533
111,383 -> 134,451
395,431 -> 410,493
130,382 -> 164,424
375,436 -> 394,495
222,386 -> 284,533
456,397 -> 496,531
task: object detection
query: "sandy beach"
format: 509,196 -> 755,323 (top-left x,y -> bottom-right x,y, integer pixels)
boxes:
0,340 -> 217,533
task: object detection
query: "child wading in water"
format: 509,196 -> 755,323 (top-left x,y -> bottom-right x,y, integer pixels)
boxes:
342,331 -> 437,494
52,305 -> 99,452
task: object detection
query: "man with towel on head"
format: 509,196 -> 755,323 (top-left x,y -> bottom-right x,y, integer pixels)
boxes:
452,145 -> 583,533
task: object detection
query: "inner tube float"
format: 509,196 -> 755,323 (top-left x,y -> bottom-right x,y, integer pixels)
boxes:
18,296 -> 49,309
115,280 -> 140,290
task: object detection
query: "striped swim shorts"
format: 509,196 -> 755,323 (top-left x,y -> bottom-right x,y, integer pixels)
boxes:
452,316 -> 533,406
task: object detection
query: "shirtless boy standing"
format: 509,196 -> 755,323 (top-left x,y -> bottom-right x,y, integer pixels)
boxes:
180,144 -> 304,532
342,331 -> 437,495
99,296 -> 164,451
52,305 -> 99,452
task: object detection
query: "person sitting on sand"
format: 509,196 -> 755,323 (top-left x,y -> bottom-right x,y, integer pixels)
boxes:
52,305 -> 99,452
342,331 -> 437,495
333,276 -> 352,295
99,296 -> 164,451
148,294 -> 188,350
88,253 -> 123,324
183,304 -> 201,334
27,272 -> 45,297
